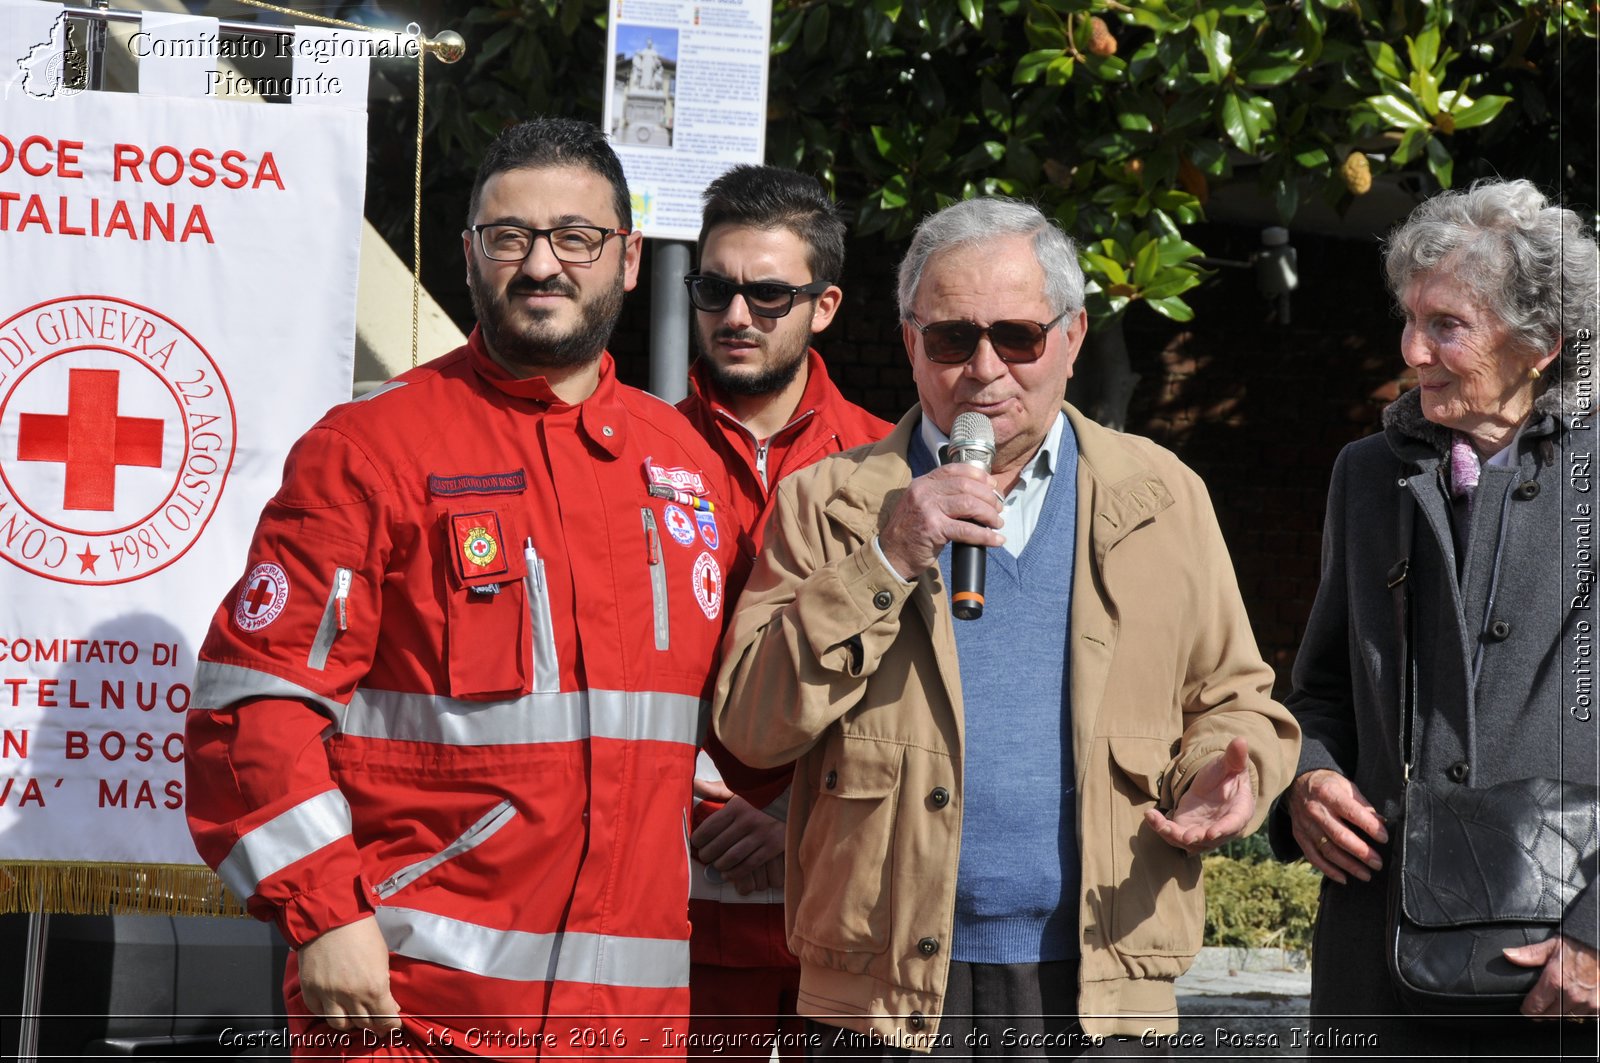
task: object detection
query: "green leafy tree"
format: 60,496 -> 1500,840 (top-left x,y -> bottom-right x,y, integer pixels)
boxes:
370,0 -> 1594,415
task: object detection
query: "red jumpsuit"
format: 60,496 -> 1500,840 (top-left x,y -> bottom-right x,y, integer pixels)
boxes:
677,351 -> 890,1060
187,332 -> 744,1057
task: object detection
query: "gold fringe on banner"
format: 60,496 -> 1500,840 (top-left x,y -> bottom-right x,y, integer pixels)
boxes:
0,862 -> 247,918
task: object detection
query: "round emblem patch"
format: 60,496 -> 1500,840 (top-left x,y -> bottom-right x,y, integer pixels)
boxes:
692,550 -> 723,621
234,562 -> 289,632
462,526 -> 499,568
663,504 -> 695,547
0,295 -> 236,585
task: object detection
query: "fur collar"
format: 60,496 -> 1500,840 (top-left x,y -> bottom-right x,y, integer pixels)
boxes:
1381,373 -> 1584,457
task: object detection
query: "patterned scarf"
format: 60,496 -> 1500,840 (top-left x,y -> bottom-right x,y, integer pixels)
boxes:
1449,432 -> 1481,501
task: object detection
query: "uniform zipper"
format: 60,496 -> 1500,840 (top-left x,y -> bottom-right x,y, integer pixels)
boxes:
373,798 -> 517,900
717,408 -> 816,492
306,567 -> 353,671
640,509 -> 670,650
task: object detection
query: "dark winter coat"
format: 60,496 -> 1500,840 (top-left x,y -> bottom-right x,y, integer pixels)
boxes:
1270,384 -> 1599,1054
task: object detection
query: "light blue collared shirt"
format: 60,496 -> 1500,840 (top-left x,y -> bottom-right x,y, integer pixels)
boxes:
918,412 -> 1067,558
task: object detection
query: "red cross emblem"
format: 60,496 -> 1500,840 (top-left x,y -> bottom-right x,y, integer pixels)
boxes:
17,368 -> 163,511
0,296 -> 236,587
692,551 -> 722,620
233,562 -> 289,631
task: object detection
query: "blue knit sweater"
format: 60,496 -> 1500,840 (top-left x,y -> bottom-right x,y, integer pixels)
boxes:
910,428 -> 1080,964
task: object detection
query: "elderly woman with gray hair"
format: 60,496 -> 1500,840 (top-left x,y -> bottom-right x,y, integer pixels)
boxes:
1272,178 -> 1599,1055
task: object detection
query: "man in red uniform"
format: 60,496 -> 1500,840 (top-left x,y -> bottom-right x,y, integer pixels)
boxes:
185,117 -> 745,1058
677,165 -> 891,1061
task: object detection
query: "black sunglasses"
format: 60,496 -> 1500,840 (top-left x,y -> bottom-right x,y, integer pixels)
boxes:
683,273 -> 832,319
909,312 -> 1070,364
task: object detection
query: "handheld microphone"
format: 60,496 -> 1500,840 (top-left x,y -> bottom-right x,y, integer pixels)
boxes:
945,412 -> 996,621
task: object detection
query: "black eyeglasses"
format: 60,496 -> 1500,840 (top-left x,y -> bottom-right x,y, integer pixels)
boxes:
908,312 -> 1070,364
683,272 -> 832,319
469,223 -> 631,264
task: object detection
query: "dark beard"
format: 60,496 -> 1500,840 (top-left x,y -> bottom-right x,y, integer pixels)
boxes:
695,327 -> 810,398
470,260 -> 625,372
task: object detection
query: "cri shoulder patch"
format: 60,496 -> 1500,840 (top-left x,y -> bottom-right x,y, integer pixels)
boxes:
695,509 -> 719,550
234,562 -> 290,632
663,504 -> 696,547
692,551 -> 723,621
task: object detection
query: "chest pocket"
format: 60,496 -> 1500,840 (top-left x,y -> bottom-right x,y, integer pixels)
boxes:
441,511 -> 529,700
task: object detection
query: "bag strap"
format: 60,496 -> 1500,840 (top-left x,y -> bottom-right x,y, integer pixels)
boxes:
1388,476 -> 1417,781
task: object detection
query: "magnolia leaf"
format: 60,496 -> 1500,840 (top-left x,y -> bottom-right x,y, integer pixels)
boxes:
1367,93 -> 1428,130
1425,136 -> 1454,187
1146,296 -> 1197,322
1014,48 -> 1058,85
1364,40 -> 1405,83
1449,94 -> 1512,129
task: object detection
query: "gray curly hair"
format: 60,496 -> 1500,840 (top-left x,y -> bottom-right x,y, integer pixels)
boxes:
1382,178 -> 1599,416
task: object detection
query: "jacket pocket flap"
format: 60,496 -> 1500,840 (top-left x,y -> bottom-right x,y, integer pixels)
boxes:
822,736 -> 904,799
1108,735 -> 1176,802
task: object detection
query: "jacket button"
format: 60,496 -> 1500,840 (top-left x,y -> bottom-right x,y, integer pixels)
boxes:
929,786 -> 950,808
825,770 -> 838,790
1447,761 -> 1469,783
873,590 -> 894,610
1515,480 -> 1540,500
907,1012 -> 926,1031
1488,620 -> 1512,641
917,937 -> 939,956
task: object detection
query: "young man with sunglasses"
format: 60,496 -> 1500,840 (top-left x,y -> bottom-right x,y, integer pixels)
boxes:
676,165 -> 890,1062
714,197 -> 1298,1056
185,117 -> 748,1058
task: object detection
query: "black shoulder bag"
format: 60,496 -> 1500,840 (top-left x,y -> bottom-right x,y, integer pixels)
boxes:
1385,485 -> 1599,1010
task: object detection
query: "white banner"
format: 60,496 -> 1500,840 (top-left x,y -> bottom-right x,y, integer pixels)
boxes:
0,5 -> 366,908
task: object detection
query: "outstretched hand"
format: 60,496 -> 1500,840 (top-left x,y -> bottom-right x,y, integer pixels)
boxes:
1144,737 -> 1255,855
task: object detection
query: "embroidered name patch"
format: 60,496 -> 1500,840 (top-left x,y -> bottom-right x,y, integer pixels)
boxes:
643,456 -> 707,497
428,470 -> 527,497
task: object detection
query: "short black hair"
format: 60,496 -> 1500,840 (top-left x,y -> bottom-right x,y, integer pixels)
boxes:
697,165 -> 845,284
467,117 -> 632,231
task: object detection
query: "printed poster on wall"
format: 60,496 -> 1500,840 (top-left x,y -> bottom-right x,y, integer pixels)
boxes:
0,2 -> 368,913
602,0 -> 772,240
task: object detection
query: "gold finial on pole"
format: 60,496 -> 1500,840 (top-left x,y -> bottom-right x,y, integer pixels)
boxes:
424,30 -> 467,65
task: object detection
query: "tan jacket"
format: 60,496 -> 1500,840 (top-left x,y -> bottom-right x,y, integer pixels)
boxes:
713,404 -> 1299,1044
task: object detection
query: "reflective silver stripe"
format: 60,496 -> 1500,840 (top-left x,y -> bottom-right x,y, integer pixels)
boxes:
336,688 -> 703,747
374,798 -> 516,900
192,661 -> 343,719
359,379 -> 408,402
216,789 -> 352,899
375,907 -> 689,988
307,567 -> 352,672
641,508 -> 670,651
523,545 -> 560,693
